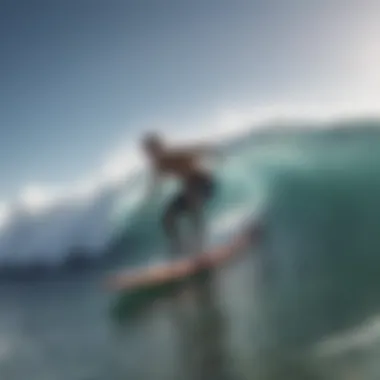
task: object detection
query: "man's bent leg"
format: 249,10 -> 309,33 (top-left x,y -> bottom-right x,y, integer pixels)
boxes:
162,196 -> 185,256
188,173 -> 216,255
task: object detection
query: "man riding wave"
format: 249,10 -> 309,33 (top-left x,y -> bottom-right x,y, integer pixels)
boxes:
142,132 -> 220,256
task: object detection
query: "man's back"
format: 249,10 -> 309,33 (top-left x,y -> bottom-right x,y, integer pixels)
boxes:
153,149 -> 203,180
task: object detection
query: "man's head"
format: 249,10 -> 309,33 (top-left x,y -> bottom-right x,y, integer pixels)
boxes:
142,132 -> 164,157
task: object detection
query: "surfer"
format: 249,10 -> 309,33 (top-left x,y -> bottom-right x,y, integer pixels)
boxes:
142,132 -> 220,256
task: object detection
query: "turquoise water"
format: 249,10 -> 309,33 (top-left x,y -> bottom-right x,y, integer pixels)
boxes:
1,121 -> 380,379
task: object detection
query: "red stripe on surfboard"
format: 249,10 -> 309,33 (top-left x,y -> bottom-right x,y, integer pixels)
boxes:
104,222 -> 261,291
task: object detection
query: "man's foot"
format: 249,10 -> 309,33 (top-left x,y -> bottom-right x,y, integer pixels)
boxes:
194,254 -> 210,270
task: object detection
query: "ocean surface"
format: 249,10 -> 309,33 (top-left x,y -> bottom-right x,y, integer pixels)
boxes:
1,117 -> 380,379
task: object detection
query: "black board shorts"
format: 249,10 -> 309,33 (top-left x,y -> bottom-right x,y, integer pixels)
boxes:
166,172 -> 216,215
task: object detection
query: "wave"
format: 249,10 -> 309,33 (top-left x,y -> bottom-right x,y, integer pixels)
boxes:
250,130 -> 380,347
0,116 -> 379,276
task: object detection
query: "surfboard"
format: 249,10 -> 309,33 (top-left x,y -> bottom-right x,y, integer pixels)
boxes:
104,222 -> 261,293
107,223 -> 262,322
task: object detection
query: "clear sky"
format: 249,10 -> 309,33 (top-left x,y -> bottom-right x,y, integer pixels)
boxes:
0,0 -> 379,202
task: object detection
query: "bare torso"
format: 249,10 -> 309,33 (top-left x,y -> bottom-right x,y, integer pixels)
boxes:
154,150 -> 206,181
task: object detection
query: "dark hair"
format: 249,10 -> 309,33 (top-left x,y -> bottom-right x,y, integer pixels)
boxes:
142,132 -> 162,149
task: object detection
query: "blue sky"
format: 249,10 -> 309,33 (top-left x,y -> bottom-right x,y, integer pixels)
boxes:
0,0 -> 379,202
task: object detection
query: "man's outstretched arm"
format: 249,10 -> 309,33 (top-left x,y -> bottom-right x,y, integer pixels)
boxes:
182,143 -> 223,161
